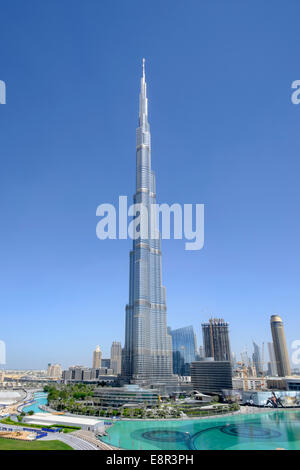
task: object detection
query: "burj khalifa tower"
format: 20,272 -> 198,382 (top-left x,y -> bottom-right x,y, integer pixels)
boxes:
122,60 -> 174,387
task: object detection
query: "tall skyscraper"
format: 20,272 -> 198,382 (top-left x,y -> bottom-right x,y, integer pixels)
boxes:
93,345 -> 102,369
110,341 -> 122,375
270,315 -> 291,377
252,341 -> 263,376
268,342 -> 278,376
169,326 -> 197,376
122,60 -> 173,386
202,318 -> 231,362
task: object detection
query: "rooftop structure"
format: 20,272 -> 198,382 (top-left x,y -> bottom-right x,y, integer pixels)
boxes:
23,412 -> 105,433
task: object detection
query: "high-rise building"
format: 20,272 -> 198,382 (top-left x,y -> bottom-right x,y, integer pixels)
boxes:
268,342 -> 278,376
47,363 -> 62,378
202,318 -> 231,362
110,341 -> 122,375
122,60 -> 173,386
252,342 -> 263,376
190,359 -> 232,394
169,326 -> 197,376
93,345 -> 102,369
270,315 -> 291,377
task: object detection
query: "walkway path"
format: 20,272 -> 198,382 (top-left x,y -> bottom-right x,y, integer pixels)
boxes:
41,432 -> 99,450
72,430 -> 117,450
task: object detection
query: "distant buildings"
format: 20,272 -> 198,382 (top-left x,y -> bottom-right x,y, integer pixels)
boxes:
231,351 -> 237,369
198,345 -> 205,359
240,349 -> 251,367
47,363 -> 62,379
202,318 -> 231,362
252,342 -> 263,376
190,358 -> 232,395
93,345 -> 102,369
63,365 -> 86,382
270,315 -> 291,377
268,342 -> 278,376
169,326 -> 197,376
110,341 -> 122,375
62,365 -> 115,383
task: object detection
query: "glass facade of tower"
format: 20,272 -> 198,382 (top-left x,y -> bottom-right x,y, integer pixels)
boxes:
170,326 -> 197,376
122,61 -> 173,386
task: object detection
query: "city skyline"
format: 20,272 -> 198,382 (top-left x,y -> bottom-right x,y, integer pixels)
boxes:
1,1 -> 300,369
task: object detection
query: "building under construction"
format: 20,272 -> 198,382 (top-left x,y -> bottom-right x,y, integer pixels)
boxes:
202,318 -> 231,362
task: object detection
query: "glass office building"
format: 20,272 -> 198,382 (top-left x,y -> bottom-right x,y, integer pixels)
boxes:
170,326 -> 197,376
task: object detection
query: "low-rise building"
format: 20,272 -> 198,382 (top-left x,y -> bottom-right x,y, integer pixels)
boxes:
93,384 -> 159,408
241,390 -> 300,407
23,412 -> 105,433
190,359 -> 232,395
232,376 -> 266,391
266,376 -> 300,391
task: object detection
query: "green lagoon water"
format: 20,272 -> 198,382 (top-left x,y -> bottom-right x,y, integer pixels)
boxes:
101,410 -> 300,450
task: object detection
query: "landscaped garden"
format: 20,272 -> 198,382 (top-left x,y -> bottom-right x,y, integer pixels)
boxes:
0,437 -> 72,450
44,383 -> 240,419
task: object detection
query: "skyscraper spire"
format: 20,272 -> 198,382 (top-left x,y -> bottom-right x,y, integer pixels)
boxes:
142,57 -> 145,79
139,58 -> 148,124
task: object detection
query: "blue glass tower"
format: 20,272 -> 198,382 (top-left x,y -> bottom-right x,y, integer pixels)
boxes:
122,60 -> 173,386
170,326 -> 197,376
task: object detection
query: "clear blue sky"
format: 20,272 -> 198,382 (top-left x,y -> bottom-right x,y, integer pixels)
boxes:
1,0 -> 300,369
